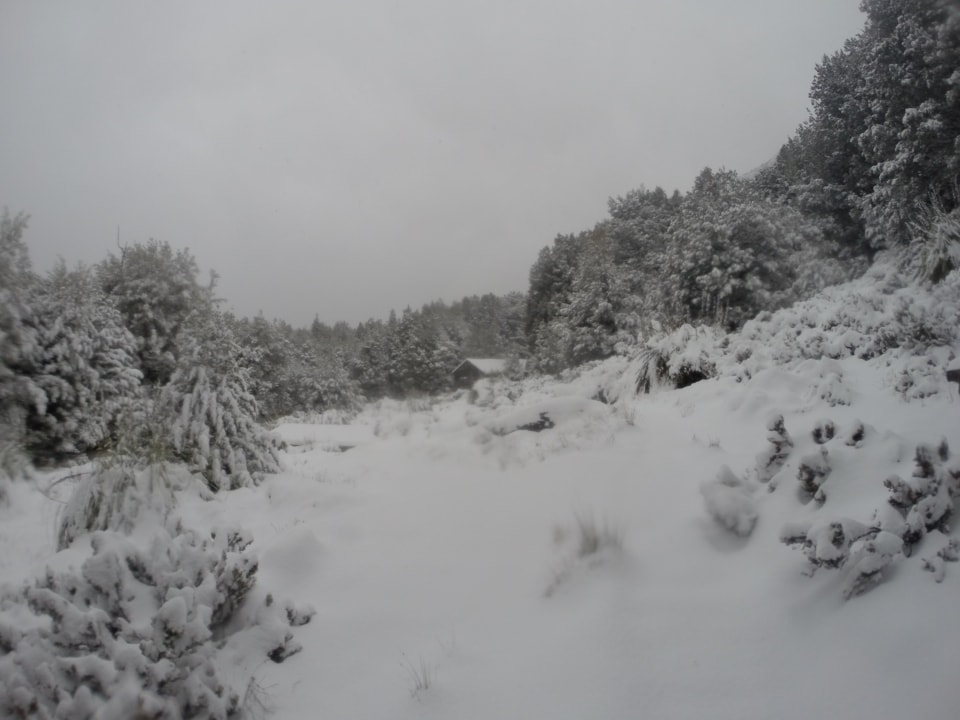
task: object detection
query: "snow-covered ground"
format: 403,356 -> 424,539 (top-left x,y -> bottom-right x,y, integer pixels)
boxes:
3,267 -> 960,719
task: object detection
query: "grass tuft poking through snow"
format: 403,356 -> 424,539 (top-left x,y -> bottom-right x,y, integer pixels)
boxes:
573,510 -> 624,559
401,654 -> 434,701
546,511 -> 624,597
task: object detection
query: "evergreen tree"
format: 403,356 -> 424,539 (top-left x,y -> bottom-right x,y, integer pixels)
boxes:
559,227 -> 631,365
0,210 -> 36,463
352,319 -> 392,399
795,0 -> 960,249
98,239 -> 216,385
855,0 -> 960,245
157,309 -> 279,491
525,234 -> 584,350
662,168 -> 836,330
21,264 -> 142,463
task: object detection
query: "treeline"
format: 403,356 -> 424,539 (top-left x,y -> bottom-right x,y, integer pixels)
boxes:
525,0 -> 960,371
237,290 -> 526,417
0,218 -> 526,471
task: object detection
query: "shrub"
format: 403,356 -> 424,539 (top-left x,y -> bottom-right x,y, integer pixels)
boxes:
907,185 -> 960,284
701,465 -> 758,537
780,518 -> 876,570
634,325 -> 718,394
56,460 -> 183,551
756,413 -> 792,485
0,521 -> 312,719
797,448 -> 831,504
885,441 -> 955,550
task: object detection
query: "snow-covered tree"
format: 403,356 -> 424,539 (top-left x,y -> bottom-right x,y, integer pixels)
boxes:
98,239 -> 216,386
662,168 -> 833,330
855,0 -> 960,246
0,210 -> 36,454
352,319 -> 393,399
386,309 -> 458,396
20,264 -> 142,464
525,233 -> 584,355
158,311 -> 279,491
560,227 -> 634,365
793,0 -> 960,249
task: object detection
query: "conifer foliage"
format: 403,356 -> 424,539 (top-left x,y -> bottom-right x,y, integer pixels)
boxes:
158,312 -> 280,491
22,265 -> 142,463
98,239 -> 215,386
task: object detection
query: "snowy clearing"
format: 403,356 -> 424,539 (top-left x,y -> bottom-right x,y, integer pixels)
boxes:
5,332 -> 959,718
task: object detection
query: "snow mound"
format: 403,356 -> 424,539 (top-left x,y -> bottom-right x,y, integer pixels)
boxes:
701,465 -> 758,537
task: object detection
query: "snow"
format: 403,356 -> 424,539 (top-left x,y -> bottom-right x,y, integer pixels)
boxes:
4,268 -> 960,719
272,422 -> 374,451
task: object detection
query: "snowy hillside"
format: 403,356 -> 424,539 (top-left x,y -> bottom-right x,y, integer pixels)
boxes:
3,262 -> 960,719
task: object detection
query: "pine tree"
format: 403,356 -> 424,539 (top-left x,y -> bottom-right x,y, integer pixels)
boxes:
22,263 -> 142,463
0,212 -> 35,396
98,239 -> 216,385
0,210 -> 35,491
855,0 -> 960,246
158,310 -> 279,491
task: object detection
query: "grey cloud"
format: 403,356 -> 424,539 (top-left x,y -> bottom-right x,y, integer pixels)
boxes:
0,0 -> 865,325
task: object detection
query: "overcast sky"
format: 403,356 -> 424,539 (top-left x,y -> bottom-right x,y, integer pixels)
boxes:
0,0 -> 865,326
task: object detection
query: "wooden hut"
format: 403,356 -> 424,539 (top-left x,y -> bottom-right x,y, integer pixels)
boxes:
452,358 -> 508,389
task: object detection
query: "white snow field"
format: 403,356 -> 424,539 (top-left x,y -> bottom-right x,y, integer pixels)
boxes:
3,263 -> 960,719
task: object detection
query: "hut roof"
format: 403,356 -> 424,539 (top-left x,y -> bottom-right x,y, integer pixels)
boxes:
454,358 -> 507,375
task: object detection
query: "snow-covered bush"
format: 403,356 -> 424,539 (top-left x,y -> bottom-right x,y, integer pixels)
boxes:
841,531 -> 904,600
843,419 -> 866,448
781,518 -> 876,570
810,365 -> 851,407
890,354 -> 951,401
56,460 -> 186,551
634,324 -> 719,393
905,184 -> 960,285
722,257 -> 960,377
884,441 -> 956,551
922,538 -> 960,584
811,418 -> 835,445
598,255 -> 959,405
756,413 -> 792,485
797,448 -> 831,504
701,465 -> 758,537
0,521 -> 312,719
782,437 -> 959,599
